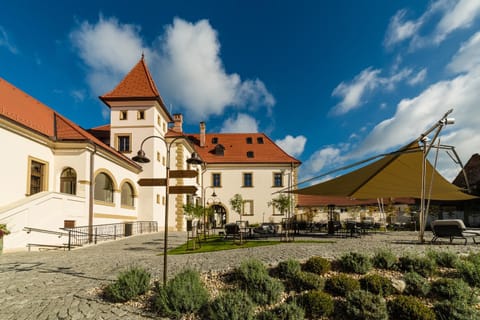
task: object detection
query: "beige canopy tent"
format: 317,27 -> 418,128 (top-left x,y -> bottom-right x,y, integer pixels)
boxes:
294,142 -> 475,201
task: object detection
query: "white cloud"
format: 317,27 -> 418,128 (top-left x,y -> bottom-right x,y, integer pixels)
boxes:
156,18 -> 274,121
70,17 -> 274,122
220,113 -> 259,133
0,26 -> 18,54
301,147 -> 342,179
70,16 -> 147,95
448,31 -> 480,73
331,67 -> 413,115
384,9 -> 423,48
71,90 -> 86,103
435,0 -> 480,43
275,135 -> 307,157
408,68 -> 427,85
351,65 -> 480,179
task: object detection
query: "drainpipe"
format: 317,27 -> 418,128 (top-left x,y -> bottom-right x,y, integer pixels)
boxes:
88,141 -> 96,243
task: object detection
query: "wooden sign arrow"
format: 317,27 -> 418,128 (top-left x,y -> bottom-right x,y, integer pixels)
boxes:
169,186 -> 198,194
169,170 -> 198,178
137,178 -> 167,186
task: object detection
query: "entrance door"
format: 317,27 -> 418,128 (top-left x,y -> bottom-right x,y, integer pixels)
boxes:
212,204 -> 227,228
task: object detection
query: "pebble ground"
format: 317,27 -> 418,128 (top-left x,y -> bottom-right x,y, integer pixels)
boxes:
1,230 -> 479,319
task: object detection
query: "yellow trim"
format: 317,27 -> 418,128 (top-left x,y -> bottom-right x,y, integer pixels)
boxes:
119,110 -> 128,120
242,172 -> 254,187
93,168 -> 119,191
137,110 -> 145,120
78,180 -> 90,185
94,213 -> 137,220
119,178 -> 138,196
121,205 -> 136,210
272,172 -> 284,188
211,172 -> 222,188
94,200 -> 116,207
243,200 -> 254,216
26,156 -> 49,196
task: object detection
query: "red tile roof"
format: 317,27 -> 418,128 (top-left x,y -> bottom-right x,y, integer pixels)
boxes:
0,77 -> 140,169
297,194 -> 415,207
187,133 -> 301,164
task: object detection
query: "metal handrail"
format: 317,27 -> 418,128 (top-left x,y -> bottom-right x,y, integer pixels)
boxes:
61,221 -> 158,250
23,227 -> 69,237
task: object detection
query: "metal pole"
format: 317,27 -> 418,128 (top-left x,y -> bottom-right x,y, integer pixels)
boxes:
163,152 -> 170,285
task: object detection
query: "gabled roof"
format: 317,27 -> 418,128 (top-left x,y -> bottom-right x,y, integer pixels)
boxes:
187,133 -> 301,165
0,77 -> 140,170
100,56 -> 161,101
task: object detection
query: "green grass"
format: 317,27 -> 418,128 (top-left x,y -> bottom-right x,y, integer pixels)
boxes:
168,236 -> 334,255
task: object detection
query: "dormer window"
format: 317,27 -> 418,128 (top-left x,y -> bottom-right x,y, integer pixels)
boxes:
137,110 -> 145,120
257,137 -> 264,144
212,137 -> 218,144
119,111 -> 127,120
246,137 -> 253,144
247,151 -> 254,158
214,144 -> 225,156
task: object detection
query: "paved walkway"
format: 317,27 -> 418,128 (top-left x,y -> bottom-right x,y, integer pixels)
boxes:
1,231 -> 480,319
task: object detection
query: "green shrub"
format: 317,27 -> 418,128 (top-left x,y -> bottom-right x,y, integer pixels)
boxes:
256,301 -> 305,320
291,271 -> 325,291
430,278 -> 473,302
325,274 -> 360,296
397,254 -> 436,277
426,250 -> 458,268
303,256 -> 331,275
387,295 -> 435,320
275,259 -> 302,279
103,266 -> 151,303
360,274 -> 394,296
434,300 -> 479,320
206,290 -> 255,320
342,289 -> 388,320
456,259 -> 480,287
235,259 -> 284,305
372,249 -> 398,270
339,252 -> 372,274
298,290 -> 334,318
403,272 -> 430,297
152,269 -> 209,317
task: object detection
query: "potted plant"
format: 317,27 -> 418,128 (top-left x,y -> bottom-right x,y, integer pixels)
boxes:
0,224 -> 11,254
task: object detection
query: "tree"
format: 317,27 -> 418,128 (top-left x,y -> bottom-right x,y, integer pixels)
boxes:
268,194 -> 291,215
183,203 -> 204,220
229,193 -> 244,220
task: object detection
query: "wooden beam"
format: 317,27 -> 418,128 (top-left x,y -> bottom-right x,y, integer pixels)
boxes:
169,186 -> 198,194
137,178 -> 167,186
169,170 -> 198,178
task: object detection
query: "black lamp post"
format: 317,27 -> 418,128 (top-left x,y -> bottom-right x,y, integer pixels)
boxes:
132,135 -> 202,285
202,187 -> 217,239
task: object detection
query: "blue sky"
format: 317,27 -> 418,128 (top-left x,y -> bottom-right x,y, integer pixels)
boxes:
2,0 -> 480,183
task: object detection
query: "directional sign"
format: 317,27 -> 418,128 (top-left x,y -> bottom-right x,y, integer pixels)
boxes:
169,186 -> 198,194
137,178 -> 167,186
169,170 -> 198,178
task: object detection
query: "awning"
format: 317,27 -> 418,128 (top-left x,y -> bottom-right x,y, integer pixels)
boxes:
294,142 -> 476,201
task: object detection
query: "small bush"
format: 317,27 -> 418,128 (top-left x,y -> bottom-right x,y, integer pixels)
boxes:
298,290 -> 334,318
403,272 -> 430,297
430,278 -> 472,302
342,289 -> 388,320
325,274 -> 360,296
275,259 -> 301,279
372,249 -> 398,270
397,254 -> 436,277
291,271 -> 325,291
339,252 -> 372,274
426,250 -> 458,268
152,269 -> 209,317
256,301 -> 305,320
360,274 -> 394,296
434,300 -> 479,320
206,290 -> 255,320
456,259 -> 480,287
387,295 -> 435,320
235,259 -> 284,305
103,266 -> 151,303
303,256 -> 331,275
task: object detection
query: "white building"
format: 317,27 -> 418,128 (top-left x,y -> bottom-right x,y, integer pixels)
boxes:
0,57 -> 300,252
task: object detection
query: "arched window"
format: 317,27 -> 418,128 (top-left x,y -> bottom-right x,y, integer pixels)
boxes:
121,182 -> 134,207
94,173 -> 114,203
60,168 -> 77,195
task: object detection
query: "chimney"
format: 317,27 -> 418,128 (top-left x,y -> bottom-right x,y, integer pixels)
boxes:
200,122 -> 206,147
172,114 -> 183,132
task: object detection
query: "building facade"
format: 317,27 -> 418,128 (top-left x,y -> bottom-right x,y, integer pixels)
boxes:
0,56 -> 300,251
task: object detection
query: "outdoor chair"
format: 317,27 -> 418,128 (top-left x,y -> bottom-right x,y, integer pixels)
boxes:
431,219 -> 480,245
224,223 -> 240,240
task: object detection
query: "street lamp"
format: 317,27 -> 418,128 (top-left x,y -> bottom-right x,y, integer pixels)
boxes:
202,186 -> 217,239
132,135 -> 202,285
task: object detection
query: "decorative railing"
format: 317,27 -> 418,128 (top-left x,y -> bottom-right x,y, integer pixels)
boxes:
61,221 -> 158,250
